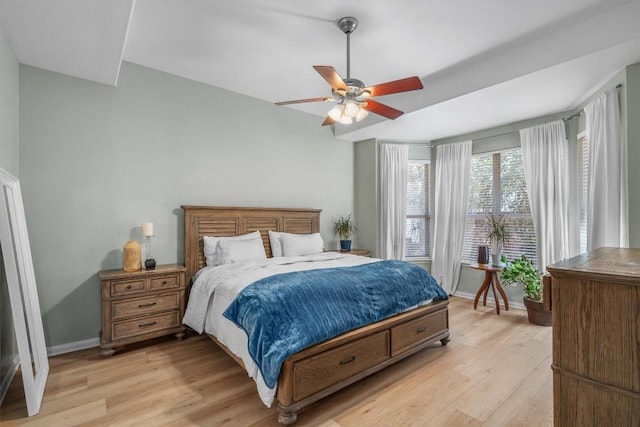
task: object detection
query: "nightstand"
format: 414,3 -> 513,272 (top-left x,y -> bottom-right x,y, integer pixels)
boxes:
99,264 -> 187,357
328,249 -> 372,257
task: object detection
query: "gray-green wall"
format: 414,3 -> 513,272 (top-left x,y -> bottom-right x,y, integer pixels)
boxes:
0,25 -> 19,392
626,63 -> 640,247
18,62 -> 353,347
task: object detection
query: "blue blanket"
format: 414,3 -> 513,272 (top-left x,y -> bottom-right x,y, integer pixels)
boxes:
223,260 -> 448,388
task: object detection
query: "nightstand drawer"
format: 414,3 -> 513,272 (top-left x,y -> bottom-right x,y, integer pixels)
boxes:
112,311 -> 180,341
111,293 -> 180,320
149,274 -> 179,291
111,279 -> 145,297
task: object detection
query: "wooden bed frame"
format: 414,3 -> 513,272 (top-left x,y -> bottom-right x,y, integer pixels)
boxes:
182,206 -> 450,425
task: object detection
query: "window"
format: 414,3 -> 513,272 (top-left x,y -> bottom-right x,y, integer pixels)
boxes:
578,132 -> 588,253
405,161 -> 430,258
462,148 -> 537,266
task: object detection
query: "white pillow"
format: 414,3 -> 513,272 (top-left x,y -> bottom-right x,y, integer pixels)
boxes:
268,230 -> 284,257
203,231 -> 261,266
218,238 -> 267,264
281,232 -> 325,257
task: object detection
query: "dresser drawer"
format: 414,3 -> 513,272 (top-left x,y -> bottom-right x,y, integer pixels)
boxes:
111,293 -> 180,320
149,274 -> 179,291
112,311 -> 180,341
111,279 -> 145,297
293,331 -> 390,401
390,310 -> 447,356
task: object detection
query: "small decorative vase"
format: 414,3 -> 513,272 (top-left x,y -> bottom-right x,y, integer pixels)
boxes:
339,240 -> 352,252
123,240 -> 142,272
477,245 -> 490,264
144,259 -> 156,270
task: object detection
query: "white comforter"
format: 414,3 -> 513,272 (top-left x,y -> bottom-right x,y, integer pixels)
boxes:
182,252 -> 379,407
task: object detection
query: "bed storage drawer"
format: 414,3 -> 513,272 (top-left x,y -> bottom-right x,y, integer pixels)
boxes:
390,309 -> 447,356
293,331 -> 390,401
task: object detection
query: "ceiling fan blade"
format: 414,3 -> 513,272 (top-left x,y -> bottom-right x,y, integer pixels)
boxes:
363,99 -> 404,120
275,97 -> 333,106
313,66 -> 348,92
322,116 -> 336,126
365,76 -> 423,97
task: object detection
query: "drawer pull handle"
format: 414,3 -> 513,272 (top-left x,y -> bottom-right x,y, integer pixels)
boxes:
138,302 -> 157,308
126,285 -> 132,290
139,321 -> 157,328
417,326 -> 429,333
162,281 -> 168,285
340,356 -> 356,366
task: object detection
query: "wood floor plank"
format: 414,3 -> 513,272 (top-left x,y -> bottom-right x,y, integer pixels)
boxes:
0,297 -> 553,426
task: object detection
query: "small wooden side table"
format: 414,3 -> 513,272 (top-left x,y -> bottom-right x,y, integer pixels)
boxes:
327,249 -> 371,257
470,263 -> 509,314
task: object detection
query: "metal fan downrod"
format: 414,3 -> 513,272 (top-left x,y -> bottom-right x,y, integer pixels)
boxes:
338,17 -> 358,80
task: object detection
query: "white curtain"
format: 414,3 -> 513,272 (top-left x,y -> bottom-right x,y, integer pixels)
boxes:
520,120 -> 569,272
431,141 -> 472,294
379,144 -> 409,260
584,89 -> 628,249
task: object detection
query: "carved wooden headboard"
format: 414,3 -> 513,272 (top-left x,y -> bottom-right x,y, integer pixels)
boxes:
181,206 -> 321,284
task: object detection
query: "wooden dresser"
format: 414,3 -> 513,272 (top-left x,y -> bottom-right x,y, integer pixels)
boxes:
99,264 -> 187,357
547,248 -> 640,426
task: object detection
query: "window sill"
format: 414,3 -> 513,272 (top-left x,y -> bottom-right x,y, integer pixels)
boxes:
405,257 -> 432,263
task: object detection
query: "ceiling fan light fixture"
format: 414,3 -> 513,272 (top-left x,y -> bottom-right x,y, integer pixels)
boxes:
339,115 -> 353,125
344,100 -> 360,116
355,107 -> 369,122
328,104 -> 345,121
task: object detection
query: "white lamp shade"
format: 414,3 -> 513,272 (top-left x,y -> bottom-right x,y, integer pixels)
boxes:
142,222 -> 154,237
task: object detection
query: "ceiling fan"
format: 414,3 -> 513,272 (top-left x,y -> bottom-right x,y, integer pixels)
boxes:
275,16 -> 424,126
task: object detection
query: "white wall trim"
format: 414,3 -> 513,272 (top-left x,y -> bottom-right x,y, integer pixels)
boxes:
47,337 -> 100,357
453,290 -> 525,311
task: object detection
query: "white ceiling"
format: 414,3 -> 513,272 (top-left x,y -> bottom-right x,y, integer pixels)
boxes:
1,0 -> 639,142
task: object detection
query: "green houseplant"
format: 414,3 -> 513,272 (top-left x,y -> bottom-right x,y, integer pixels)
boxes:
501,255 -> 551,326
334,214 -> 357,252
486,215 -> 509,266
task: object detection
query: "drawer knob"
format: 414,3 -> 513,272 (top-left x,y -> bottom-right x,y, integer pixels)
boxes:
138,321 -> 157,328
162,281 -> 167,285
417,326 -> 429,333
126,285 -> 132,290
340,356 -> 356,366
138,302 -> 157,308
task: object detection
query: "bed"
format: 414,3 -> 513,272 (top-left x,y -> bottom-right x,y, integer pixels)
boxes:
181,206 -> 450,425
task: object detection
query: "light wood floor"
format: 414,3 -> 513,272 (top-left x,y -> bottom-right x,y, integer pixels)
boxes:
0,297 -> 553,426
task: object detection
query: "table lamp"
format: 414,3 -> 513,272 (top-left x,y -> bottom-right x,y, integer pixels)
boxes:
142,222 -> 156,270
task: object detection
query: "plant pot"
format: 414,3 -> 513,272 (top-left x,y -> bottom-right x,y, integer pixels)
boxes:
523,297 -> 552,326
491,253 -> 505,267
339,240 -> 352,252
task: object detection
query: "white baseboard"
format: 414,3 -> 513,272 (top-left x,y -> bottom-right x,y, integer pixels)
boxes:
453,290 -> 525,311
47,337 -> 100,357
0,337 -> 100,406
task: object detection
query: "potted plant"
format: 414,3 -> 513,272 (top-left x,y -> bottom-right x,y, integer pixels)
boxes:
486,214 -> 508,267
334,214 -> 357,252
500,255 -> 551,326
